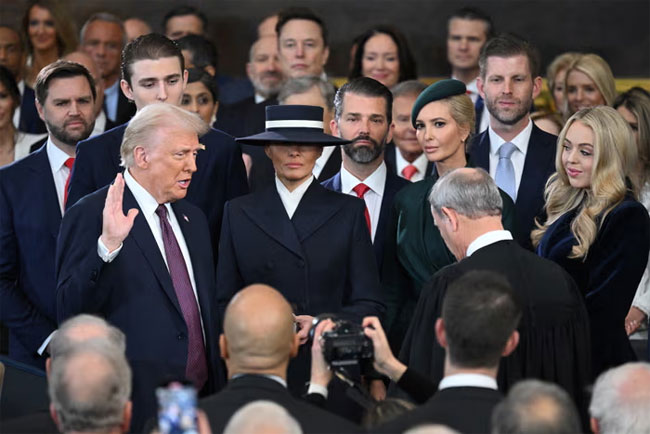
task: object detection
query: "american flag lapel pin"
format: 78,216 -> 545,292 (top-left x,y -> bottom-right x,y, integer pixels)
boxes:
183,214 -> 189,222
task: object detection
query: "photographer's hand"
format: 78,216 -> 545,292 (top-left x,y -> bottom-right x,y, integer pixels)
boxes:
294,314 -> 315,345
362,317 -> 407,382
310,319 -> 335,389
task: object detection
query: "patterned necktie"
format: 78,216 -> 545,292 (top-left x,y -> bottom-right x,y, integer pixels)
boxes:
63,157 -> 75,208
495,142 -> 517,202
352,183 -> 372,235
401,164 -> 418,181
155,205 -> 208,390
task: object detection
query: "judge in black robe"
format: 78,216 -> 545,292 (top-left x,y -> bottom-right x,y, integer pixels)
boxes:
395,168 -> 592,416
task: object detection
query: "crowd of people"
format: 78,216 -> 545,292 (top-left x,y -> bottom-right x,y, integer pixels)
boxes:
1,1 -> 650,433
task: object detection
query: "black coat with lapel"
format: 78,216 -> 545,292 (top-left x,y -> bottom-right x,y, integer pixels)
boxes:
469,124 -> 557,249
199,375 -> 361,433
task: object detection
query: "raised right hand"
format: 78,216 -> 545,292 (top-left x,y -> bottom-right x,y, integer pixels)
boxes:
100,173 -> 139,252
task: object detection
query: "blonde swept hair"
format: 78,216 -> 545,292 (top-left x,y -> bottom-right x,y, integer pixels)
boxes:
531,106 -> 637,259
120,103 -> 209,168
546,52 -> 580,110
563,54 -> 617,117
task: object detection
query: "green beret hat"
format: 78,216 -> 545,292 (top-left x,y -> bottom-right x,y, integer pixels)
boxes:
411,79 -> 467,127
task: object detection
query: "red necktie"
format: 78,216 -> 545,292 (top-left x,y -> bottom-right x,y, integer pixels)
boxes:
401,164 -> 418,181
155,205 -> 208,390
352,183 -> 372,235
63,157 -> 75,207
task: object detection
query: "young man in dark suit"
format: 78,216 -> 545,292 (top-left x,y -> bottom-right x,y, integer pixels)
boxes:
216,104 -> 385,394
358,271 -> 521,433
201,284 -> 359,433
0,61 -> 96,369
470,33 -> 557,250
322,77 -> 409,271
397,168 -> 592,416
66,33 -> 248,259
57,104 -> 222,431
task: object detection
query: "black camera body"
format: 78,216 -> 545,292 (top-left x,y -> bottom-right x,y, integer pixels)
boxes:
311,315 -> 374,368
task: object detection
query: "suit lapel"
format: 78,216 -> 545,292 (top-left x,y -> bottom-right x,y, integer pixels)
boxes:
292,181 -> 346,242
31,146 -> 63,238
123,186 -> 183,316
470,131 -> 491,172
240,186 -> 305,259
331,172 -> 342,192
517,125 -> 554,209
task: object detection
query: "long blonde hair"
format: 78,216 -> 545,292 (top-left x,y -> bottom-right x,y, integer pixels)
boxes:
532,106 -> 637,259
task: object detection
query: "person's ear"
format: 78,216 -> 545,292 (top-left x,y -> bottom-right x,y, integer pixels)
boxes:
289,333 -> 300,359
203,65 -> 216,77
46,357 -> 52,378
133,146 -> 148,169
49,403 -> 61,431
477,75 -> 485,99
321,46 -> 330,67
435,318 -> 448,349
245,62 -> 254,81
330,119 -> 339,138
441,207 -> 459,232
532,76 -> 543,99
36,99 -> 45,122
219,334 -> 229,360
264,145 -> 272,159
590,417 -> 600,434
502,330 -> 520,357
386,121 -> 394,144
120,79 -> 134,101
121,401 -> 133,433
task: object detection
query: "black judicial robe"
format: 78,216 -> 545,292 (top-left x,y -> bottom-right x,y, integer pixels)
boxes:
395,240 -> 592,414
537,196 -> 650,377
381,170 -> 515,352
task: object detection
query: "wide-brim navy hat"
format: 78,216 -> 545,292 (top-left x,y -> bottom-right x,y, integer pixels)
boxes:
236,105 -> 351,146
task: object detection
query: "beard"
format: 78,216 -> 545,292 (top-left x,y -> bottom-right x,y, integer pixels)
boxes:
252,72 -> 285,99
343,134 -> 386,164
485,94 -> 533,126
47,117 -> 95,147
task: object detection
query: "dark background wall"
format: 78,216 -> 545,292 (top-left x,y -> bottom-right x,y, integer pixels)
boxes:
2,0 -> 649,79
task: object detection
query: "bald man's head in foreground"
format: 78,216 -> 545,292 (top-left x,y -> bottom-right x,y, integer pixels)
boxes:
62,51 -> 105,116
220,284 -> 299,379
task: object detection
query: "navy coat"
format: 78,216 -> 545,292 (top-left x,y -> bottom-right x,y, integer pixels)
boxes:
0,145 -> 60,369
65,123 -> 249,258
56,185 -> 223,430
216,180 -> 384,392
321,168 -> 409,271
469,124 -> 557,249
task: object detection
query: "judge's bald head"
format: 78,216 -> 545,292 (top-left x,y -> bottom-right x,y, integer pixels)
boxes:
221,284 -> 298,375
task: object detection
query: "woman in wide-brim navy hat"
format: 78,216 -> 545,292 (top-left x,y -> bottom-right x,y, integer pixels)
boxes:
215,104 -> 385,393
236,104 -> 348,192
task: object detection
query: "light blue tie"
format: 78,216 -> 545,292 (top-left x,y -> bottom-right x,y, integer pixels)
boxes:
495,142 -> 517,201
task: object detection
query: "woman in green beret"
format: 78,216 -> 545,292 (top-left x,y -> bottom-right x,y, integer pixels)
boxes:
382,79 -> 515,351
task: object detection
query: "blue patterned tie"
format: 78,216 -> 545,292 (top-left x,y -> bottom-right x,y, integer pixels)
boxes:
156,205 -> 208,390
495,142 -> 517,202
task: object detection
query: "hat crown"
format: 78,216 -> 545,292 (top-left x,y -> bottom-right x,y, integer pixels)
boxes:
265,105 -> 325,131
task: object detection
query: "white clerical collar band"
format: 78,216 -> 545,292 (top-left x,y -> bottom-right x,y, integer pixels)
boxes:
265,120 -> 324,130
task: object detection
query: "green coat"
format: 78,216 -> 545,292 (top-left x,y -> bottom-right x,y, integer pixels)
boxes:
382,172 -> 515,351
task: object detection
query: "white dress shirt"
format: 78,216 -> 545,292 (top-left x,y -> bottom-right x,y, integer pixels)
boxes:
438,373 -> 498,390
96,169 -> 205,337
46,138 -> 74,215
488,119 -> 533,198
12,80 -> 25,130
275,175 -> 314,219
395,147 -> 428,182
312,146 -> 336,179
340,162 -> 386,242
90,110 -> 107,138
466,230 -> 514,257
456,76 -> 490,133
